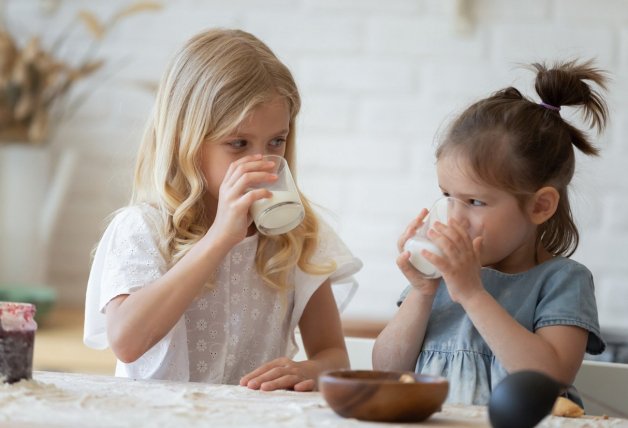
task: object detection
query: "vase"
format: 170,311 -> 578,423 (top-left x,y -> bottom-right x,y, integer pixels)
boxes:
0,143 -> 76,287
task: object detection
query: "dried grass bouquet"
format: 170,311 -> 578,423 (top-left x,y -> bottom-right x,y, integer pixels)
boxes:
0,1 -> 161,144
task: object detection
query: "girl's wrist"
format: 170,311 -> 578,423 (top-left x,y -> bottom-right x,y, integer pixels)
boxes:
409,278 -> 439,298
199,227 -> 235,259
196,228 -> 234,262
458,287 -> 490,312
408,287 -> 437,307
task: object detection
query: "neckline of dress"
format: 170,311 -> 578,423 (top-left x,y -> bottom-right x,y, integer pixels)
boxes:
481,256 -> 566,278
237,232 -> 260,247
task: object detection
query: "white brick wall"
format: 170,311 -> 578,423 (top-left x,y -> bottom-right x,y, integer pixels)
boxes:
7,0 -> 628,330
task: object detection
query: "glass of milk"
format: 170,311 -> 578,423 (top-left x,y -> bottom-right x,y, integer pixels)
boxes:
403,197 -> 480,279
250,155 -> 305,235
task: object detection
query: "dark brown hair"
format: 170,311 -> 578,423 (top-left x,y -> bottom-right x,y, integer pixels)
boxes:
436,60 -> 609,257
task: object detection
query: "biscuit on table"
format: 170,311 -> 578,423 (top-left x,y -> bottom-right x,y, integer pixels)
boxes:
552,396 -> 585,418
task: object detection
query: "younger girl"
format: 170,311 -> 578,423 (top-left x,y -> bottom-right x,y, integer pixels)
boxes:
84,29 -> 361,391
373,60 -> 607,404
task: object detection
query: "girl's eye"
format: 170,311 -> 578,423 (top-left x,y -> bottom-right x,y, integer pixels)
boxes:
442,192 -> 450,197
268,138 -> 286,149
228,139 -> 247,149
469,199 -> 485,207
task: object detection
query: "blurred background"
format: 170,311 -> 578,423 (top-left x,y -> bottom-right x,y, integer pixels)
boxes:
1,0 -> 627,373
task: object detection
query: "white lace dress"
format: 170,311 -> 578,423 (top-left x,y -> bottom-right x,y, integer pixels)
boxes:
84,204 -> 362,383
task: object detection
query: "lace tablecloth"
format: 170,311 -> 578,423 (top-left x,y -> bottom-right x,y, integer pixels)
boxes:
0,372 -> 626,427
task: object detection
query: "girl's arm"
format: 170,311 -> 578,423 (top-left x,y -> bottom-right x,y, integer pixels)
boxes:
106,154 -> 276,363
427,219 -> 588,384
372,285 -> 435,371
373,209 -> 440,372
239,279 -> 348,392
460,290 -> 588,384
105,228 -> 233,363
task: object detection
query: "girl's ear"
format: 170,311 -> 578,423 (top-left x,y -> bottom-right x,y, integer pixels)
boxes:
528,186 -> 559,225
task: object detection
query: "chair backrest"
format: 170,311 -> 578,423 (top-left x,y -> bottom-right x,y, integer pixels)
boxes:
293,334 -> 375,370
574,360 -> 628,418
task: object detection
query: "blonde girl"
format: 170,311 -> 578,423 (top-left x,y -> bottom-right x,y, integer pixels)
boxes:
373,60 -> 607,404
84,29 -> 361,391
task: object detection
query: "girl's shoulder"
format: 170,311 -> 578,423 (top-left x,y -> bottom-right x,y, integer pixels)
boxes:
533,257 -> 593,284
96,203 -> 169,264
310,215 -> 357,261
99,203 -> 166,254
107,203 -> 162,234
483,256 -> 591,281
480,257 -> 595,302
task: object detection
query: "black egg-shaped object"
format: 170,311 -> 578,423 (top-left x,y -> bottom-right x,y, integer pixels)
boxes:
488,370 -> 562,428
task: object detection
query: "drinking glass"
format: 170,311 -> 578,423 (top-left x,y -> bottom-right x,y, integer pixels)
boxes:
250,155 -> 305,236
403,197 -> 481,279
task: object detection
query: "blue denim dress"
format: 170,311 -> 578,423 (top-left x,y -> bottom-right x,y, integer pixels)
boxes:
397,257 -> 605,405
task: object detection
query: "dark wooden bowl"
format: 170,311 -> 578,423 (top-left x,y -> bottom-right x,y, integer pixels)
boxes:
319,370 -> 449,423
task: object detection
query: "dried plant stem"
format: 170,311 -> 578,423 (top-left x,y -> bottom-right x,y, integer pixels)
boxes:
0,1 -> 162,144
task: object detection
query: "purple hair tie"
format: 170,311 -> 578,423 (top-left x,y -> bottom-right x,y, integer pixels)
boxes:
539,101 -> 561,112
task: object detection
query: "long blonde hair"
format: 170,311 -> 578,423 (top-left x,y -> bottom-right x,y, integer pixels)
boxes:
132,28 -> 334,291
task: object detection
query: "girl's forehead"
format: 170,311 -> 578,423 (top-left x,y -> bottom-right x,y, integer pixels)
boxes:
436,155 -> 492,192
216,95 -> 290,139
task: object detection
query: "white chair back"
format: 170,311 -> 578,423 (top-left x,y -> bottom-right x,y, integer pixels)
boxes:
574,360 -> 628,418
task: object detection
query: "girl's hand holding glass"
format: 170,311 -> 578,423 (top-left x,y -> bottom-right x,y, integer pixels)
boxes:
401,197 -> 484,302
397,208 -> 440,296
209,154 -> 277,247
424,217 -> 484,304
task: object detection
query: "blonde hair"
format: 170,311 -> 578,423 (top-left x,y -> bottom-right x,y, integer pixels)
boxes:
132,28 -> 334,291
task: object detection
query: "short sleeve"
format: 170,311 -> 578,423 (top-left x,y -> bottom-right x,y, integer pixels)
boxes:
397,285 -> 412,307
83,205 -> 168,350
288,218 -> 362,356
296,218 -> 362,312
534,261 -> 606,355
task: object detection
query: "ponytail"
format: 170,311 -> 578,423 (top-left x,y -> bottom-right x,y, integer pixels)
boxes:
437,59 -> 609,257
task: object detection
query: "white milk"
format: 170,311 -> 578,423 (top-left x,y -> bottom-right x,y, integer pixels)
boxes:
403,238 -> 443,279
251,190 -> 304,235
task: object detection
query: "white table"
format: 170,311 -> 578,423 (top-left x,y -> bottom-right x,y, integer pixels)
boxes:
0,372 -> 626,427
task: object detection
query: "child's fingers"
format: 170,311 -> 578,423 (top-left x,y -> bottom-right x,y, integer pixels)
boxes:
397,208 -> 429,252
293,378 -> 316,392
260,374 -> 304,391
396,251 -> 425,283
239,358 -> 280,386
231,171 -> 278,195
246,366 -> 302,391
430,220 -> 469,255
240,357 -> 295,388
223,155 -> 275,187
221,188 -> 271,219
448,218 -> 472,241
241,188 -> 273,205
420,246 -> 447,272
418,207 -> 429,220
224,168 -> 277,195
397,252 -> 440,294
224,154 -> 263,181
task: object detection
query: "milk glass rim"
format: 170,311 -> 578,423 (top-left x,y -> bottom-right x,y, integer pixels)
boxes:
430,196 -> 471,210
261,154 -> 285,162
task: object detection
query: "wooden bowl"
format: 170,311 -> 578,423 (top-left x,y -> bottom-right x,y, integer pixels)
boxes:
319,370 -> 449,423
